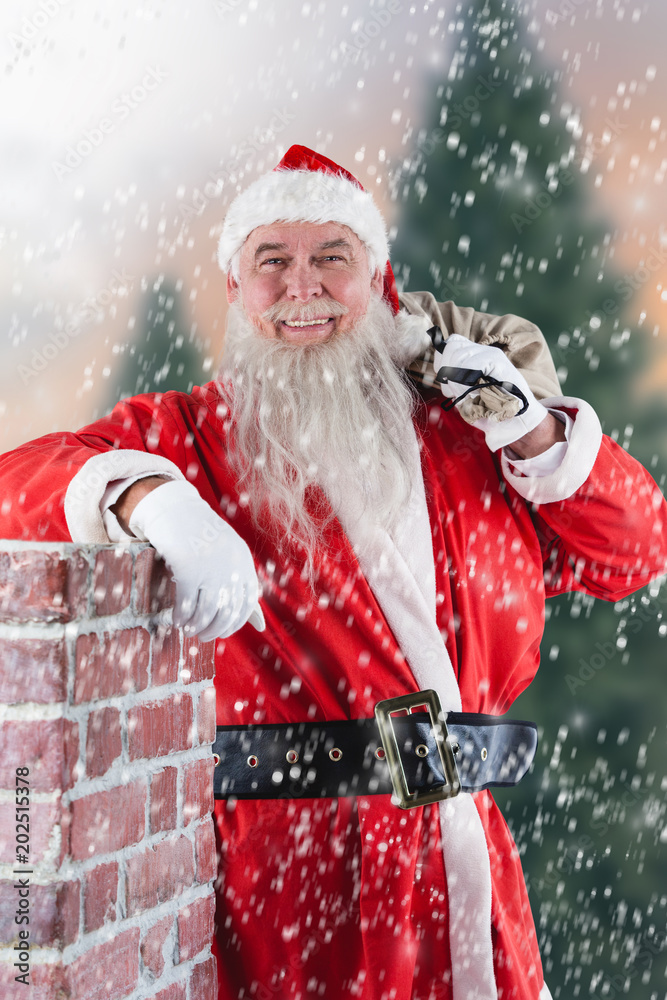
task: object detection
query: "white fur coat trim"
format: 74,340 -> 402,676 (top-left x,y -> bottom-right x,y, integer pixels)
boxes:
321,421 -> 499,1000
501,396 -> 602,503
64,450 -> 185,543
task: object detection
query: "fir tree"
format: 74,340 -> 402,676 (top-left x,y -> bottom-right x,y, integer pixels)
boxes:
390,0 -> 664,465
108,275 -> 209,404
391,2 -> 667,995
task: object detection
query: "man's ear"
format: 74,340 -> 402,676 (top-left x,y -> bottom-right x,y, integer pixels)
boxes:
370,266 -> 384,297
226,270 -> 240,304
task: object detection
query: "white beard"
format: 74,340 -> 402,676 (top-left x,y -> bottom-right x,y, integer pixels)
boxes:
216,293 -> 419,584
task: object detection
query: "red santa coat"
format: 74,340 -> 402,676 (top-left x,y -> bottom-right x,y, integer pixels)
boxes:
1,381 -> 665,1000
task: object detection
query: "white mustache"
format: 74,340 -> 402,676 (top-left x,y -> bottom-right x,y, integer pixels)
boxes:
262,298 -> 349,324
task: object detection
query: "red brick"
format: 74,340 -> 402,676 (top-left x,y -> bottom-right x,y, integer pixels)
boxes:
0,719 -> 57,792
0,878 -> 79,947
59,802 -> 71,868
62,719 -> 79,791
86,706 -> 122,778
134,547 -> 176,614
197,686 -> 217,746
0,637 -> 67,704
194,819 -> 218,885
141,914 -> 172,978
93,548 -> 133,616
190,955 -> 217,998
70,780 -> 146,861
182,637 -> 215,683
0,960 -> 67,999
150,766 -> 178,833
153,983 -> 187,1000
84,861 -> 118,932
38,879 -> 79,947
177,892 -> 215,964
0,549 -> 88,623
0,799 -> 61,864
152,625 -> 181,686
128,694 -> 194,761
183,757 -> 214,826
57,878 -> 80,947
125,835 -> 195,916
0,718 -> 79,793
75,626 -> 150,703
65,926 -> 140,1000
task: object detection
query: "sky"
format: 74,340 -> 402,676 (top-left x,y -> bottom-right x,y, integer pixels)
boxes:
1,0 -> 665,449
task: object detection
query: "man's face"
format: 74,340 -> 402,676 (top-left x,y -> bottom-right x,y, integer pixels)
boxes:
226,220 -> 384,345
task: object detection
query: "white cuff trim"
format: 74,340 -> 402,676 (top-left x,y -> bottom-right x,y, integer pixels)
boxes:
500,396 -> 602,503
504,410 -> 572,477
102,507 -> 136,543
64,450 -> 186,543
101,476 -> 149,512
101,473 -> 183,542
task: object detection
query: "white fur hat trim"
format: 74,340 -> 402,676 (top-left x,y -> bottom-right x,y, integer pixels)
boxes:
217,168 -> 390,275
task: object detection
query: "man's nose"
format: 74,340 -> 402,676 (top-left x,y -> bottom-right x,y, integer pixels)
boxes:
283,262 -> 322,300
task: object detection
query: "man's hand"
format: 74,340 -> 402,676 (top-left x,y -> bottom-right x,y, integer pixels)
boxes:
434,334 -> 564,454
115,478 -> 265,641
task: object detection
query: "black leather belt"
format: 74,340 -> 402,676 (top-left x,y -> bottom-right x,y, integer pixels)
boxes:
213,690 -> 537,810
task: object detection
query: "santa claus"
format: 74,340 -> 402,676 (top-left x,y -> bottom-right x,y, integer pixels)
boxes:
1,145 -> 665,1000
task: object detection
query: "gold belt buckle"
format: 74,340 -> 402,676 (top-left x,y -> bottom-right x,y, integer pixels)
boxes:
374,689 -> 460,810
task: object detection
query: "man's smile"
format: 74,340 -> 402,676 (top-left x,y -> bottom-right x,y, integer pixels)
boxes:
282,317 -> 332,328
278,317 -> 335,342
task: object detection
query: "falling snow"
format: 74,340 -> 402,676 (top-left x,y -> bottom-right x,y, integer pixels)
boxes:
1,1 -> 666,997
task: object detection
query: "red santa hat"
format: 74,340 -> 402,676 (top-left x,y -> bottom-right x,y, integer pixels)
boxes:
217,144 -> 401,314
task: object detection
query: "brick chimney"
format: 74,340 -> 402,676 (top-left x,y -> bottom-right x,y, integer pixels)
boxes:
0,542 -> 218,999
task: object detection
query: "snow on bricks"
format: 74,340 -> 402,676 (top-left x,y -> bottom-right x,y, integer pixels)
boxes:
177,894 -> 216,963
0,636 -> 68,703
0,541 -> 218,999
75,626 -> 150,703
150,767 -> 179,834
84,861 -> 119,932
0,548 -> 88,623
128,695 -> 194,760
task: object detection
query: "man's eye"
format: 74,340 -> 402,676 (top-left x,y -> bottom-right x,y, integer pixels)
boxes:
260,258 -> 283,266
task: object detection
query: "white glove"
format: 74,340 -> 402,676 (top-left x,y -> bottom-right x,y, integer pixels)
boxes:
129,479 -> 265,641
434,333 -> 550,451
